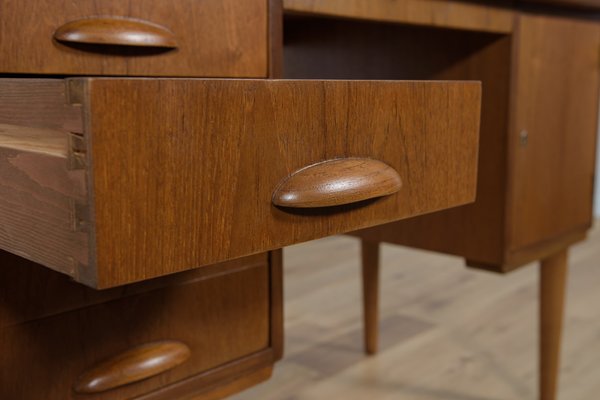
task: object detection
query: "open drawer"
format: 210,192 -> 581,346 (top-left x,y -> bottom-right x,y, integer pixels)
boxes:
0,78 -> 480,288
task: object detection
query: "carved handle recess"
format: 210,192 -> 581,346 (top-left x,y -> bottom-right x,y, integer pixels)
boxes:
74,340 -> 191,394
272,158 -> 402,208
54,17 -> 178,48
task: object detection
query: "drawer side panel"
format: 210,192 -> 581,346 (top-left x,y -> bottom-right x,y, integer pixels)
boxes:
0,79 -> 89,279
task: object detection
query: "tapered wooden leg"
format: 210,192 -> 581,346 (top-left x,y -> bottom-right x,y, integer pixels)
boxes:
540,249 -> 568,400
361,240 -> 380,355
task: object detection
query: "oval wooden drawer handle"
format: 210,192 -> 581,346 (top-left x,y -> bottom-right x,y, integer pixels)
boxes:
272,158 -> 402,208
74,340 -> 191,394
54,17 -> 178,48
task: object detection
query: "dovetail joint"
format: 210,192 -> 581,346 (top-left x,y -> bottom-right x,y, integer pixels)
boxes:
68,132 -> 87,170
71,200 -> 89,233
67,79 -> 85,105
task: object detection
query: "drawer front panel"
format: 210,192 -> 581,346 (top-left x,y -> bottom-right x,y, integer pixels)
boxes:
0,0 -> 267,77
0,263 -> 271,400
82,78 -> 480,287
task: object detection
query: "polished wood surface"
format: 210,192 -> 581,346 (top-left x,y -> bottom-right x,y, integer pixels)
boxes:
3,1 -> 598,398
0,1 -> 281,399
284,0 -> 514,33
283,0 -> 600,270
74,341 -> 191,393
0,260 -> 273,400
320,10 -> 600,272
279,6 -> 599,400
285,15 -> 513,268
0,77 -> 478,287
0,77 -> 479,287
234,225 -> 600,400
0,0 -> 267,77
361,240 -> 380,355
506,14 -> 600,254
540,250 -> 569,400
282,15 -> 510,269
272,158 -> 402,208
84,78 -> 478,287
54,17 -> 178,48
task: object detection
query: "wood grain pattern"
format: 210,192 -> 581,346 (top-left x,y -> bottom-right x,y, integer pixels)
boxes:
0,123 -> 68,157
0,0 -> 267,77
283,0 -> 515,33
339,12 -> 600,272
74,341 -> 191,393
272,158 -> 402,208
506,14 -> 600,254
0,77 -> 480,287
0,80 -> 88,279
279,14 -> 597,400
321,27 -> 513,267
0,263 -> 271,400
361,240 -> 380,355
0,79 -> 82,132
54,17 -> 178,49
82,78 -> 480,287
0,2 -> 278,400
540,250 -> 568,400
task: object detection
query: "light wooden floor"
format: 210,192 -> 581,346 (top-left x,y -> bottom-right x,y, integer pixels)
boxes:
232,224 -> 600,400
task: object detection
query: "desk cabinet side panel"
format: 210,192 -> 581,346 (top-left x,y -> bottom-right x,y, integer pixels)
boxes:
506,14 -> 600,257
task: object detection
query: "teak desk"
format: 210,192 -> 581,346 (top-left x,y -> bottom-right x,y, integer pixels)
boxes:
0,1 -> 598,399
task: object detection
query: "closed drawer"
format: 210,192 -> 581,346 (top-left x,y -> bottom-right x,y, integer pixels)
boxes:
0,261 -> 272,400
0,0 -> 267,77
0,78 -> 481,288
